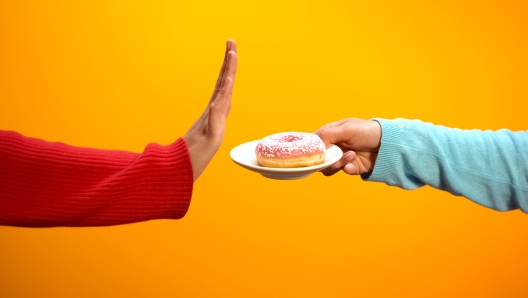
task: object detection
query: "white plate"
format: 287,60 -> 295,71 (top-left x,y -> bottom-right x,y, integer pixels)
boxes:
230,141 -> 343,180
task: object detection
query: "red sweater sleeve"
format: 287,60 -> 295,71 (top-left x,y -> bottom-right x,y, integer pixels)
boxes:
0,130 -> 194,227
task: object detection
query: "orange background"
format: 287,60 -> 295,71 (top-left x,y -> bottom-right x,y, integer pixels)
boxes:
1,1 -> 527,297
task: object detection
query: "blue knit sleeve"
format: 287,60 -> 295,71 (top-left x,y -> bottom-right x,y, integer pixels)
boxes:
362,119 -> 528,212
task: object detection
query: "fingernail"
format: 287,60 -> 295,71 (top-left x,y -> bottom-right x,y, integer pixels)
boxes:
344,152 -> 353,162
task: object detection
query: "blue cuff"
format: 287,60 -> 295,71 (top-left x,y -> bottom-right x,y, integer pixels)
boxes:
361,118 -> 400,183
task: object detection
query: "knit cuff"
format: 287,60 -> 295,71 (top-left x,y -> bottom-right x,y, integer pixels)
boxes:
159,138 -> 194,220
361,119 -> 401,183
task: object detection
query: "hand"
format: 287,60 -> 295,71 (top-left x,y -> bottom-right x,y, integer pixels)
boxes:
315,118 -> 381,176
183,39 -> 238,181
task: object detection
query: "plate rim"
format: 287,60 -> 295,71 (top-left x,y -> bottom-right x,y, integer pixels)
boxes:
230,140 -> 343,174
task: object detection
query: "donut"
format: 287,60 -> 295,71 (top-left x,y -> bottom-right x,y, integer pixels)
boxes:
255,132 -> 326,168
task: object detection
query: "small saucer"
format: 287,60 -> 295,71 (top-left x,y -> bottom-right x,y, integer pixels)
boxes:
230,141 -> 343,180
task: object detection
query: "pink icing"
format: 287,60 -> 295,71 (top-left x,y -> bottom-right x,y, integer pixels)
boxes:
255,132 -> 326,159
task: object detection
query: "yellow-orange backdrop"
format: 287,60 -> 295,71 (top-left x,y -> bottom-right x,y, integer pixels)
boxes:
1,1 -> 527,297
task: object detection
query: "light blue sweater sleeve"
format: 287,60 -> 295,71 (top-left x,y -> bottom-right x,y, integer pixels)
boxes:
363,119 -> 528,212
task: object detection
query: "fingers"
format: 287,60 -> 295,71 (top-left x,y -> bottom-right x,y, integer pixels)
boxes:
218,50 -> 238,92
204,40 -> 238,140
226,46 -> 238,80
209,49 -> 237,120
342,163 -> 358,175
228,38 -> 238,55
211,40 -> 238,103
321,151 -> 358,176
215,76 -> 234,116
213,42 -> 229,93
209,77 -> 234,138
214,49 -> 237,110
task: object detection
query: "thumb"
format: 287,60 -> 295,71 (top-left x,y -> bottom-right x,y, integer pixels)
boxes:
316,124 -> 349,148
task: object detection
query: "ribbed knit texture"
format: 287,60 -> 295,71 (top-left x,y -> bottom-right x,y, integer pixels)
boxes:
0,130 -> 194,227
363,119 -> 528,212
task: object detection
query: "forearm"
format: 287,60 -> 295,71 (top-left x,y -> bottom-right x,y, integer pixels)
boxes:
0,130 -> 194,227
363,119 -> 528,212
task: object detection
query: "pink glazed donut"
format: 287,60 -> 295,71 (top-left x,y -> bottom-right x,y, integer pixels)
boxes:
255,132 -> 326,168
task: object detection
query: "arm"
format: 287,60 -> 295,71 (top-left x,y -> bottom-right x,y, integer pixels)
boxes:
366,119 -> 528,212
0,131 -> 193,227
316,118 -> 528,212
0,39 -> 238,227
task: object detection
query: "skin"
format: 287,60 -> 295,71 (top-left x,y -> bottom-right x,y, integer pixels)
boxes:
183,39 -> 238,181
315,118 -> 382,176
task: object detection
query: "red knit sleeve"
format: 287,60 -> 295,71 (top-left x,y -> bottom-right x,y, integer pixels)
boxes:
0,130 -> 194,227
